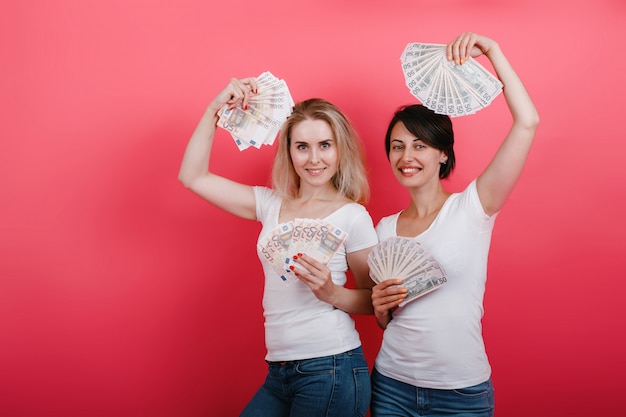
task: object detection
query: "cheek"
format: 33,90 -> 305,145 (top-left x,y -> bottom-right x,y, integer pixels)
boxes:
289,152 -> 307,167
388,153 -> 401,166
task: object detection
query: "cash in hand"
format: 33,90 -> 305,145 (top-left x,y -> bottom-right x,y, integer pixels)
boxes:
217,71 -> 295,151
367,237 -> 447,307
401,43 -> 503,117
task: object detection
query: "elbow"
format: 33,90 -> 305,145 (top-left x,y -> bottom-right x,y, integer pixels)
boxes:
517,112 -> 540,135
178,171 -> 196,189
530,112 -> 540,130
525,110 -> 541,131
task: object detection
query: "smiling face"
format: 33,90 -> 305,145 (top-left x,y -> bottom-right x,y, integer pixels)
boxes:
289,118 -> 338,190
388,121 -> 448,189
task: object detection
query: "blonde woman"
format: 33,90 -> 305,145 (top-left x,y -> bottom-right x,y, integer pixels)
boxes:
179,77 -> 378,417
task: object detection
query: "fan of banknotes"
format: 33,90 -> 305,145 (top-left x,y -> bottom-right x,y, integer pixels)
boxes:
217,71 -> 295,151
258,218 -> 348,283
400,42 -> 503,117
367,237 -> 447,306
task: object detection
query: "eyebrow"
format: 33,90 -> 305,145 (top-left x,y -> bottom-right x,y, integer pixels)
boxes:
293,138 -> 334,144
391,138 -> 421,142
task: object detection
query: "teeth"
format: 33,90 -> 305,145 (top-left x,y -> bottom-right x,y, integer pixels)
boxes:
401,168 -> 420,174
308,169 -> 324,174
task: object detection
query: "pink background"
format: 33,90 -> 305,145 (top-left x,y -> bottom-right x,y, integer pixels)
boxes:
1,1 -> 624,416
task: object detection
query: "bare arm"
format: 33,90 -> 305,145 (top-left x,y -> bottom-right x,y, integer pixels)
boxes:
447,33 -> 540,216
178,77 -> 260,220
293,247 -> 377,315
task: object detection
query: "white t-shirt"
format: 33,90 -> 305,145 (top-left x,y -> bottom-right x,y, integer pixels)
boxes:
253,186 -> 378,362
374,180 -> 496,389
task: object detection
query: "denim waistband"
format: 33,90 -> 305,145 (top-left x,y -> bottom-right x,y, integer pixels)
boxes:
266,346 -> 363,366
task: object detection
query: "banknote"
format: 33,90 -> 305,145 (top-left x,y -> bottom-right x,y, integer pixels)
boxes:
258,218 -> 347,283
401,42 -> 503,117
258,222 -> 294,282
367,237 -> 447,306
217,71 -> 294,150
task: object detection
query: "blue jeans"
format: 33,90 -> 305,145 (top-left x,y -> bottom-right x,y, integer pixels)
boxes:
370,367 -> 494,417
239,346 -> 370,417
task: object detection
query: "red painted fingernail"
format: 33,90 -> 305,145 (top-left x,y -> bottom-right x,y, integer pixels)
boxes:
289,266 -> 295,270
297,253 -> 302,257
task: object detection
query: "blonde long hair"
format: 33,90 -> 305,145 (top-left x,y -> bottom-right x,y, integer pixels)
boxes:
271,99 -> 370,204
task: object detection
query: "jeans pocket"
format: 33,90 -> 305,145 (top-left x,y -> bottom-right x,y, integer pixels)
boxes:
295,356 -> 334,375
452,380 -> 492,397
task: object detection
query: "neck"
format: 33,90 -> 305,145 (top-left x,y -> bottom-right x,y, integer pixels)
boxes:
296,183 -> 338,202
405,182 -> 449,218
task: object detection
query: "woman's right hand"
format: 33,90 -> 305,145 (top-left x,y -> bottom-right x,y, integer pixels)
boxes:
372,279 -> 407,329
207,77 -> 258,115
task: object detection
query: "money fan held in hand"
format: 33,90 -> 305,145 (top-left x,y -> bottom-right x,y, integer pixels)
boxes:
367,237 -> 447,307
400,43 -> 503,117
216,71 -> 295,150
257,219 -> 348,284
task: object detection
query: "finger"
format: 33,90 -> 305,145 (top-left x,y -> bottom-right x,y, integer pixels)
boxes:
293,253 -> 324,273
373,294 -> 406,312
238,80 -> 255,110
375,278 -> 404,291
448,32 -> 471,65
226,77 -> 256,109
224,79 -> 246,108
373,289 -> 407,305
246,77 -> 259,94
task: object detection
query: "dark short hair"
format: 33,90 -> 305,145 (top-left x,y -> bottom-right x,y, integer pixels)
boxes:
384,104 -> 455,179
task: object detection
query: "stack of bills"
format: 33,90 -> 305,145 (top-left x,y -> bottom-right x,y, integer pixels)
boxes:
258,219 -> 348,283
217,71 -> 295,151
367,237 -> 447,307
400,43 -> 503,117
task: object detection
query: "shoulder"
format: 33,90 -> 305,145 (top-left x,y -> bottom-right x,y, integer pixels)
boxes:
374,211 -> 401,241
376,211 -> 401,227
444,180 -> 493,220
253,186 -> 280,203
253,186 -> 283,220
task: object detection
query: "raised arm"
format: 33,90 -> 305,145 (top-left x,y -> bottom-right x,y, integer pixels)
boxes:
178,77 -> 260,220
447,33 -> 540,216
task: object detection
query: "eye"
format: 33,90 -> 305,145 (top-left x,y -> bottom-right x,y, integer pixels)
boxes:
414,144 -> 426,149
391,144 -> 404,151
320,141 -> 331,149
296,144 -> 308,150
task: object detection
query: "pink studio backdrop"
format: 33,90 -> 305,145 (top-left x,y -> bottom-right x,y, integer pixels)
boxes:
1,1 -> 625,416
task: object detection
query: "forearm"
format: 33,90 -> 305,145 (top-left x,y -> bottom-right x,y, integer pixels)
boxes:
486,44 -> 540,130
178,105 -> 220,187
330,287 -> 374,315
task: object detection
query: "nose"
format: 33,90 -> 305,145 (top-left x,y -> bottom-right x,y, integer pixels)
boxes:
401,147 -> 413,161
310,148 -> 320,164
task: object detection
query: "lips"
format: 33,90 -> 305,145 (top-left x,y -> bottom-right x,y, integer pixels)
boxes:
399,167 -> 421,175
306,168 -> 326,175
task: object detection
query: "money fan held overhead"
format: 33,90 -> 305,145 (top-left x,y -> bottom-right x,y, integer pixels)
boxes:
216,71 -> 295,150
400,43 -> 503,117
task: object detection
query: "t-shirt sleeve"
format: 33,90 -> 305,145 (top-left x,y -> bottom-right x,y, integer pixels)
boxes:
375,214 -> 398,242
344,205 -> 379,253
252,186 -> 279,224
461,179 -> 497,220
